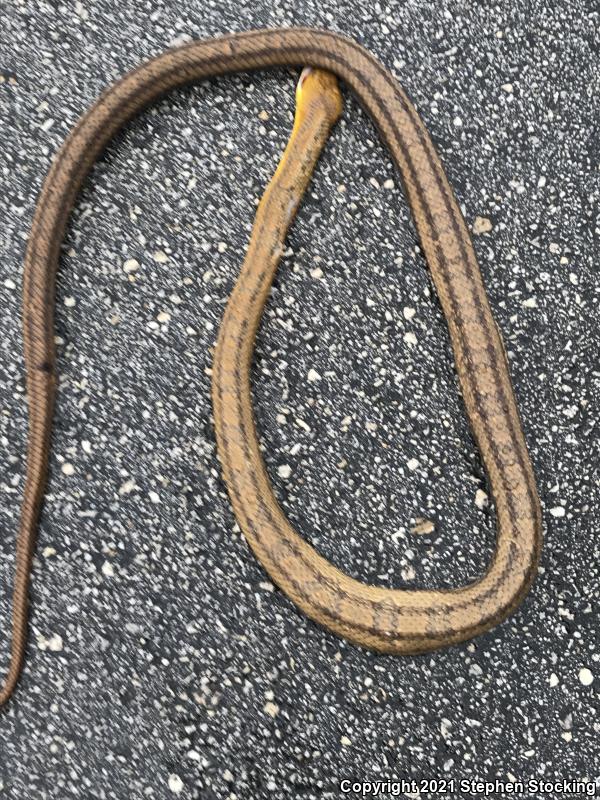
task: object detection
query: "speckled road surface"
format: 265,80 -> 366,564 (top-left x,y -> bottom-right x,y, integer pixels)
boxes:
0,2 -> 598,798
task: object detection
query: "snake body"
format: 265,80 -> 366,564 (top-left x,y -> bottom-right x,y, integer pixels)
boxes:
0,28 -> 542,707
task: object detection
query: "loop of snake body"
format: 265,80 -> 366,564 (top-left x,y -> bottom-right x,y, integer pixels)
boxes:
0,28 -> 542,707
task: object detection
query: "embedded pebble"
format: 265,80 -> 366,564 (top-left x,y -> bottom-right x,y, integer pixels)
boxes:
38,634 -> 64,652
123,258 -> 139,273
119,478 -> 136,494
263,701 -> 279,718
475,489 -> 488,509
579,668 -> 593,686
101,561 -> 115,577
522,297 -> 538,308
47,634 -> 64,652
411,518 -> 435,535
168,774 -> 184,794
472,216 -> 493,234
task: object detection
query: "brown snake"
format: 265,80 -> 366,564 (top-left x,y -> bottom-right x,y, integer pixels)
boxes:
0,28 -> 542,707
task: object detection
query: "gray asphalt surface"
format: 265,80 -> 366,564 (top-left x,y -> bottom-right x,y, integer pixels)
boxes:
1,1 -> 598,798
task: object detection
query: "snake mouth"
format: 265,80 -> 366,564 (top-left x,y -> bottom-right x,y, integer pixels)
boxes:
298,66 -> 313,87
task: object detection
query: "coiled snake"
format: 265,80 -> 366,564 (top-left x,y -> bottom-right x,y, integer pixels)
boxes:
0,28 -> 542,707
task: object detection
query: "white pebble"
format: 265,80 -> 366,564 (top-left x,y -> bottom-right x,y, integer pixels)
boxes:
153,250 -> 169,263
61,462 -> 75,476
123,258 -> 139,273
102,561 -> 115,577
119,478 -> 136,495
38,633 -> 64,652
263,701 -> 279,717
168,774 -> 184,794
473,216 -> 493,235
307,368 -> 321,382
403,307 -> 415,320
157,311 -> 171,323
48,634 -> 63,652
403,331 -> 417,346
550,506 -> 565,518
277,465 -> 292,479
579,668 -> 593,686
148,491 -> 160,504
475,489 -> 488,509
407,458 -> 420,472
549,673 -> 559,687
64,296 -> 76,307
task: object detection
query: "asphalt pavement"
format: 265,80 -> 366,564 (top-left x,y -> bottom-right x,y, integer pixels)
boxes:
0,1 -> 598,798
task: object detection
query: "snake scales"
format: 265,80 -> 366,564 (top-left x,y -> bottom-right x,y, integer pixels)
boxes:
0,28 -> 542,707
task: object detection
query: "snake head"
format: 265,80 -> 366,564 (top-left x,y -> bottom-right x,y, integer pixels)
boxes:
296,67 -> 343,125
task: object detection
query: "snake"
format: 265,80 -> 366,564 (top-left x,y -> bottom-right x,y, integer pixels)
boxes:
0,28 -> 542,708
